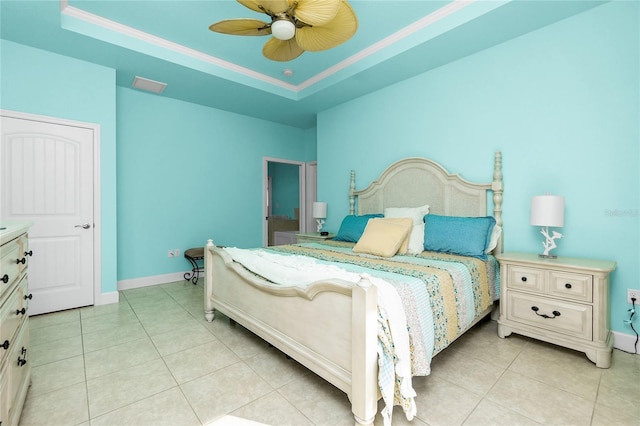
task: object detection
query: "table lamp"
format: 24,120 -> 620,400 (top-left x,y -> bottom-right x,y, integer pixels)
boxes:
313,202 -> 327,233
530,195 -> 565,258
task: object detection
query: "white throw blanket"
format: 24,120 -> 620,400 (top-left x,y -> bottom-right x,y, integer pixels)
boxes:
223,247 -> 416,424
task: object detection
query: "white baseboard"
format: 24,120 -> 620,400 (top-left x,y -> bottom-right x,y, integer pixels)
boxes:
613,331 -> 639,354
117,271 -> 190,291
96,291 -> 119,305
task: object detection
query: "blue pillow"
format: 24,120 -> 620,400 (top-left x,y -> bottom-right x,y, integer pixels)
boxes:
423,215 -> 496,259
333,214 -> 383,242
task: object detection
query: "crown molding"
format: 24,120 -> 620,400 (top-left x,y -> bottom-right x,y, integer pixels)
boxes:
59,0 -> 480,97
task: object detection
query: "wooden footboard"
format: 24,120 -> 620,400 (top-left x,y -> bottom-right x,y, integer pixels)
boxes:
204,240 -> 380,425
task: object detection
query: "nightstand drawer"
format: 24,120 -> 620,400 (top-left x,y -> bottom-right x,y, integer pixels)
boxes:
506,265 -> 545,293
506,291 -> 592,340
548,271 -> 592,302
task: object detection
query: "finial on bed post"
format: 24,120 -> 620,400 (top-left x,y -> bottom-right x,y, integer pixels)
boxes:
492,151 -> 504,252
349,170 -> 356,215
207,239 -> 214,247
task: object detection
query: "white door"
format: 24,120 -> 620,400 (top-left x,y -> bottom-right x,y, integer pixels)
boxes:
1,115 -> 95,315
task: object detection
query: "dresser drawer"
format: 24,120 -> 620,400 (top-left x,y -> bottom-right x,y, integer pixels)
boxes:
0,275 -> 28,367
506,265 -> 545,293
0,235 -> 25,301
506,291 -> 592,340
548,271 -> 592,302
0,363 -> 8,426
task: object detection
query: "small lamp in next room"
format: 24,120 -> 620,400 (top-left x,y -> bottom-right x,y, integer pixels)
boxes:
313,202 -> 327,233
530,195 -> 565,258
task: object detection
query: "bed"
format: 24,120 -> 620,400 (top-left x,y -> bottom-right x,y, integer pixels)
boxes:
204,151 -> 504,425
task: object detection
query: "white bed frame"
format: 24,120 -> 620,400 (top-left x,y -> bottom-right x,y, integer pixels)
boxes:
204,151 -> 503,425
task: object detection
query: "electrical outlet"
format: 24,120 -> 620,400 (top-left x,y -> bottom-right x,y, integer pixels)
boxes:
628,289 -> 640,305
174,249 -> 180,257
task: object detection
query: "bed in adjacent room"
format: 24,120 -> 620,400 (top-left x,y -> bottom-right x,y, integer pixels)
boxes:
203,151 -> 504,425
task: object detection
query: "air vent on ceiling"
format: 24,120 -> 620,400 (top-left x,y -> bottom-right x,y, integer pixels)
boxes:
132,76 -> 167,94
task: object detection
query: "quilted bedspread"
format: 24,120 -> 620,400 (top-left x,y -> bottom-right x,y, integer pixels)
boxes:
270,241 -> 500,361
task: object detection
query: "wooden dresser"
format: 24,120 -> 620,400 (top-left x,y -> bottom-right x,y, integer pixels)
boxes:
0,222 -> 32,426
497,252 -> 616,368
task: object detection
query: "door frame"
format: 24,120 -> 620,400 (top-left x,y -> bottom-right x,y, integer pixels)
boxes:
1,109 -> 102,306
263,157 -> 306,247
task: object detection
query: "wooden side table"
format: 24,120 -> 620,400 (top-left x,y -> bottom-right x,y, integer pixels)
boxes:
296,232 -> 335,244
497,252 -> 616,368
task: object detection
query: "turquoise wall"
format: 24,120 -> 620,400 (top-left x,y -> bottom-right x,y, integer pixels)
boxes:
0,40 -> 119,295
116,88 -> 312,279
317,2 -> 639,335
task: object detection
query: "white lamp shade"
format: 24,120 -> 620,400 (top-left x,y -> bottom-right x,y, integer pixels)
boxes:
271,19 -> 295,40
312,202 -> 327,219
530,195 -> 565,227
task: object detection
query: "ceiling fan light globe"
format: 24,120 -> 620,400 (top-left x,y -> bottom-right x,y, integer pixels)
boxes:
271,19 -> 296,40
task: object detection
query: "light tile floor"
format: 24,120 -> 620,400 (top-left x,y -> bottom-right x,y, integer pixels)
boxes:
20,279 -> 639,426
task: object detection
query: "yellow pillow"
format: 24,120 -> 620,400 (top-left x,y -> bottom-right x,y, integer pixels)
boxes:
353,218 -> 413,257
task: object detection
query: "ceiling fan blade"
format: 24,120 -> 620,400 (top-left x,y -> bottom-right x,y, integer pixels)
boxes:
295,1 -> 357,51
293,0 -> 341,27
263,37 -> 304,62
238,0 -> 290,15
209,19 -> 271,36
236,0 -> 265,14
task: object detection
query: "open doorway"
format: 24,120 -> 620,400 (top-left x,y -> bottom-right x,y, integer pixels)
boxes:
263,157 -> 316,246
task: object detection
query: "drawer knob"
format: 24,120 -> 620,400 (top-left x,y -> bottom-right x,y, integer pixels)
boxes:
531,306 -> 561,319
24,293 -> 33,300
1,340 -> 9,350
565,283 -> 572,289
521,276 -> 527,282
16,308 -> 26,316
24,250 -> 33,257
16,257 -> 26,264
1,274 -> 8,283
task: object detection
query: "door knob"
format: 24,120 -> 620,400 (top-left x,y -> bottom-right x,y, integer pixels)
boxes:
75,223 -> 91,229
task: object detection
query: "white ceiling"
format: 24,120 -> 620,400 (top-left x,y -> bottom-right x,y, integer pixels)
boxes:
1,1 -> 605,128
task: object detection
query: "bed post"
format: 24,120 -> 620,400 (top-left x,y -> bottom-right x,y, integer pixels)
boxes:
351,274 -> 378,426
349,170 -> 356,215
492,151 -> 504,253
204,239 -> 216,322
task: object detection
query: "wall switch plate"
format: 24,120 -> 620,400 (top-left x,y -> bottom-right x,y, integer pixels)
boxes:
628,289 -> 640,305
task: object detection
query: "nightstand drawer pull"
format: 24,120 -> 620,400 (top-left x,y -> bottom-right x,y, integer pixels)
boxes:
531,306 -> 561,319
1,274 -> 8,283
565,283 -> 572,289
520,276 -> 527,282
1,340 -> 9,350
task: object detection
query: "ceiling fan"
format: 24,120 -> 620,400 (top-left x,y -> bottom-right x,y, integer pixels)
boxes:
209,0 -> 358,62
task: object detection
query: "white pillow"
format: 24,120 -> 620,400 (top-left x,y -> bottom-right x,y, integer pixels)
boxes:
485,225 -> 502,253
384,204 -> 430,255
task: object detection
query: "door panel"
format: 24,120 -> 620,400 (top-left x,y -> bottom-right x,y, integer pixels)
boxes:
1,115 -> 94,315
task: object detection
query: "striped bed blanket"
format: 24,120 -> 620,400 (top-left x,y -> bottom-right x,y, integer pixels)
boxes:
224,241 -> 500,425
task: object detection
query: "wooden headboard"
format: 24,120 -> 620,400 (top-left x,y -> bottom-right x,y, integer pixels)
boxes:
348,151 -> 504,253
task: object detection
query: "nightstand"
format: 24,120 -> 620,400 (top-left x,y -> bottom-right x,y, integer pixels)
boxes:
296,232 -> 335,244
496,252 -> 616,368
